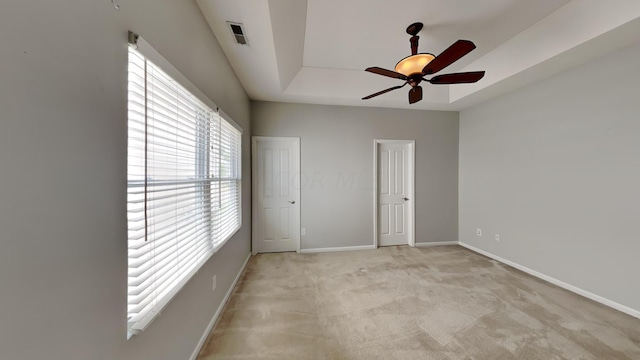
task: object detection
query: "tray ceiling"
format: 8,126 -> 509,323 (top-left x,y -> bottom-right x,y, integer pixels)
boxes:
197,0 -> 640,110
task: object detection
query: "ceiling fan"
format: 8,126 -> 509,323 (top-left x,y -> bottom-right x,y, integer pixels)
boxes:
362,22 -> 485,104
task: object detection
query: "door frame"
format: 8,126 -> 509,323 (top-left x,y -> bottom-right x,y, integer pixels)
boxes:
251,136 -> 301,255
373,139 -> 416,248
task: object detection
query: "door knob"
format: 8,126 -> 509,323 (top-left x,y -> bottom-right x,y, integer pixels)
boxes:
403,197 -> 409,201
288,200 -> 295,204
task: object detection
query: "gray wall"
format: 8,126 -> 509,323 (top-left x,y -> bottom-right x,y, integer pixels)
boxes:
252,101 -> 459,250
459,43 -> 640,312
0,1 -> 250,359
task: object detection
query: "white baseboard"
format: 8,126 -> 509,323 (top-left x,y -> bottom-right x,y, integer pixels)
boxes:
458,242 -> 640,320
415,241 -> 458,247
189,252 -> 252,360
301,242 -> 458,252
300,245 -> 376,253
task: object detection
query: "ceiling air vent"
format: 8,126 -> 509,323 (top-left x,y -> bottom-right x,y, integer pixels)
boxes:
227,22 -> 248,45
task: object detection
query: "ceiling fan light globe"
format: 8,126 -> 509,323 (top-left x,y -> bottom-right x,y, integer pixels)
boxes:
394,53 -> 435,76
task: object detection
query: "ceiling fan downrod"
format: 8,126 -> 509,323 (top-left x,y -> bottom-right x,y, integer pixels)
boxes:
406,22 -> 423,55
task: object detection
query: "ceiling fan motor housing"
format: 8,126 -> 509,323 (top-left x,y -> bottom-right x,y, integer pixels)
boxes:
407,74 -> 423,88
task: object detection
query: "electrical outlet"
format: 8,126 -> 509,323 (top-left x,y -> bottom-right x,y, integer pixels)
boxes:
301,228 -> 307,236
212,275 -> 217,292
476,228 -> 482,236
495,234 -> 501,242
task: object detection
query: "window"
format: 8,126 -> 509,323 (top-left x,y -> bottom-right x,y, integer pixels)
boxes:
126,43 -> 241,335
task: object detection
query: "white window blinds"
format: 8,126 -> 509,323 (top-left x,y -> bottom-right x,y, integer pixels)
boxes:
127,45 -> 242,335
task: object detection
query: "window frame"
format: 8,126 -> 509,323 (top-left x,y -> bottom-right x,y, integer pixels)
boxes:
126,34 -> 242,337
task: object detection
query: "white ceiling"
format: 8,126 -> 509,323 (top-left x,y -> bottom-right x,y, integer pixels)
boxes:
196,0 -> 640,111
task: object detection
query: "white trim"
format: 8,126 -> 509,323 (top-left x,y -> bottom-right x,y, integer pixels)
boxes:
415,241 -> 458,247
373,140 -> 377,248
300,245 -> 376,254
251,138 -> 257,255
373,139 -> 416,248
251,137 -> 301,255
189,252 -> 252,360
458,242 -> 640,320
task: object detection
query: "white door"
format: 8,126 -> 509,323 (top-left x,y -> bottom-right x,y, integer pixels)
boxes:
377,141 -> 414,246
252,137 -> 300,254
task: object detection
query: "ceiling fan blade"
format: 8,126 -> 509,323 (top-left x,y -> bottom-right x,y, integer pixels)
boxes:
365,67 -> 408,80
409,86 -> 423,104
362,83 -> 407,100
428,71 -> 485,84
422,40 -> 476,75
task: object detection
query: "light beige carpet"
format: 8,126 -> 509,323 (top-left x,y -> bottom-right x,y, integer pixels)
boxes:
197,246 -> 640,359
